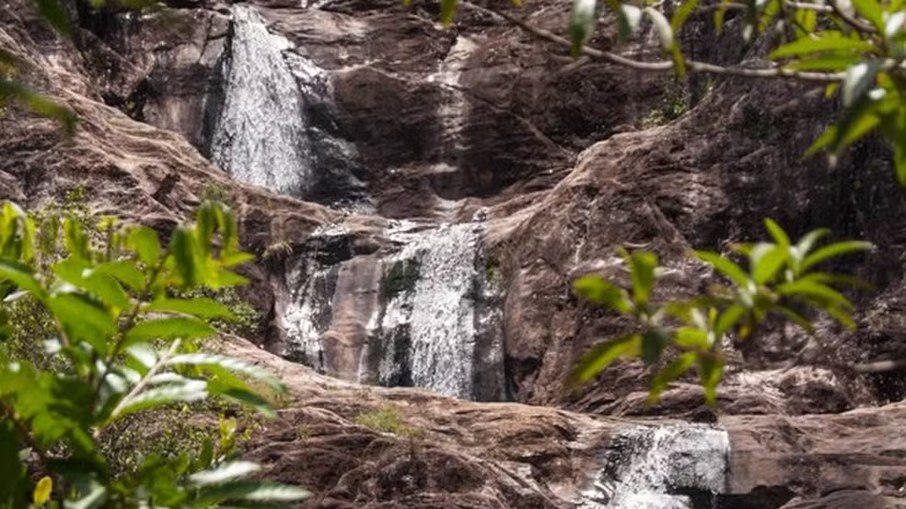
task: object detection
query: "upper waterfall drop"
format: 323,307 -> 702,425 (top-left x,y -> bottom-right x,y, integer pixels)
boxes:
207,6 -> 312,196
580,425 -> 729,509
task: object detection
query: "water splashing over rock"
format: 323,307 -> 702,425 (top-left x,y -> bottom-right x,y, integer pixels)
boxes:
207,6 -> 311,195
580,425 -> 729,509
279,219 -> 504,401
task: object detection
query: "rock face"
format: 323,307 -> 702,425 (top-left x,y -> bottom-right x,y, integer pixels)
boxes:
4,0 -> 906,506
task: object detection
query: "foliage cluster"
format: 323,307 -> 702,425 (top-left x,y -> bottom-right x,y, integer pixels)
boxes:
0,200 -> 307,508
572,220 -> 873,404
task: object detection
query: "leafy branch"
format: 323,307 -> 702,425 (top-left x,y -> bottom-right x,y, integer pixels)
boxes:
0,201 -> 307,509
572,220 -> 873,405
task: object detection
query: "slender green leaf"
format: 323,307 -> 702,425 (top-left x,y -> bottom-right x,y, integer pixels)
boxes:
573,275 -> 631,313
124,317 -> 215,348
842,61 -> 880,107
111,380 -> 208,420
572,334 -> 641,382
47,293 -> 116,353
34,0 -> 73,37
146,298 -> 235,320
649,352 -> 696,403
698,354 -> 724,406
629,250 -> 657,305
165,354 -> 283,391
751,244 -> 787,284
763,218 -> 789,246
850,0 -> 884,31
800,240 -> 873,271
127,227 -> 161,266
776,279 -> 852,308
695,251 -> 749,286
190,462 -> 261,486
440,0 -> 457,26
671,0 -> 699,31
570,0 -> 597,57
93,261 -> 145,291
645,7 -> 675,52
769,35 -> 875,59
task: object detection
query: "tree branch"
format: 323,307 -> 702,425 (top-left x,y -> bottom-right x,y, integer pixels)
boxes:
460,1 -> 844,83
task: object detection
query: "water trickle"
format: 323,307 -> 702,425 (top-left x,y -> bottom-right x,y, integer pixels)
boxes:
580,425 -> 729,509
208,6 -> 312,195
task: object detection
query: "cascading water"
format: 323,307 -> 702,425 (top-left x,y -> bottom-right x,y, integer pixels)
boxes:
580,425 -> 729,509
207,6 -> 312,195
279,218 -> 505,401
375,220 -> 485,399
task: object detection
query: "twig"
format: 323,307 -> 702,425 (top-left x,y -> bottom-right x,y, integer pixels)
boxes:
461,1 -> 844,83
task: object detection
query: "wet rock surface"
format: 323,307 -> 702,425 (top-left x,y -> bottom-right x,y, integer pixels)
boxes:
4,0 -> 906,506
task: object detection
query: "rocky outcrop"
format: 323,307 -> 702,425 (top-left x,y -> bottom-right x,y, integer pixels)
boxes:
4,0 -> 906,506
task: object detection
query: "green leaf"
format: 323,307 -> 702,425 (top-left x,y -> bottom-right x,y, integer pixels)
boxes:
645,7 -> 675,52
190,462 -> 261,486
896,136 -> 906,187
0,80 -> 78,134
616,3 -> 643,41
628,250 -> 658,305
850,0 -> 884,31
208,383 -> 276,418
751,243 -> 788,284
573,275 -> 631,313
569,0 -> 597,57
165,353 -> 284,391
0,259 -> 45,300
769,35 -> 875,59
649,352 -> 696,404
804,124 -> 837,157
697,354 -> 724,406
670,0 -> 699,32
93,261 -> 145,291
146,298 -> 235,320
674,326 -> 709,350
195,482 -> 310,504
641,329 -> 669,364
763,218 -> 789,246
786,54 -> 861,72
169,227 -> 200,287
572,334 -> 641,382
773,305 -> 815,333
800,240 -> 873,271
127,227 -> 161,266
794,229 -> 830,260
33,476 -> 52,505
440,0 -> 457,26
695,251 -> 749,286
124,317 -> 215,348
842,61 -> 880,107
34,0 -> 73,37
776,279 -> 852,308
47,293 -> 116,353
111,380 -> 208,421
715,304 -> 746,337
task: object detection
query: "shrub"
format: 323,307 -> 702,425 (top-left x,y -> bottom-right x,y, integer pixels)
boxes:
0,200 -> 308,508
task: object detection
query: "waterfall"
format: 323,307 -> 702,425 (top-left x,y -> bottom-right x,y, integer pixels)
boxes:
279,218 -> 505,400
375,220 -> 485,399
208,6 -> 312,195
580,425 -> 729,509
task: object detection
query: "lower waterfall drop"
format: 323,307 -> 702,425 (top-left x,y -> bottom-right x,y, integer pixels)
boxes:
376,220 -> 486,399
580,425 -> 729,509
